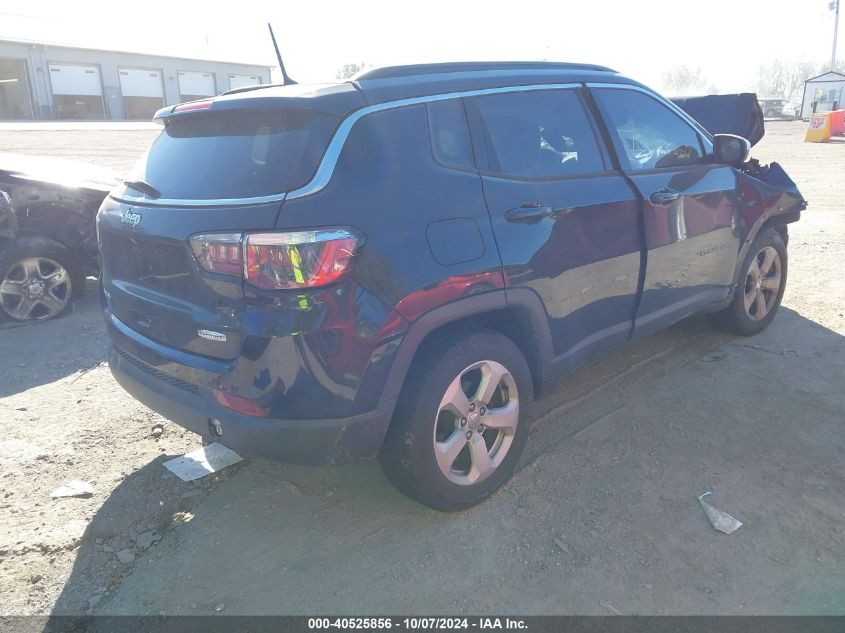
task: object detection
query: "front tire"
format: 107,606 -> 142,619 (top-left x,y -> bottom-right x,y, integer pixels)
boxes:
379,329 -> 532,512
0,236 -> 84,322
712,228 -> 787,336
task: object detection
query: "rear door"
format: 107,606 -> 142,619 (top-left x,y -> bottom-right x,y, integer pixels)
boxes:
465,87 -> 642,372
589,86 -> 740,337
99,106 -> 341,360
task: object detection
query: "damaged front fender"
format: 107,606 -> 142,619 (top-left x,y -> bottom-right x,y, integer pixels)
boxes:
732,159 -> 807,284
671,91 -> 807,275
0,154 -> 117,276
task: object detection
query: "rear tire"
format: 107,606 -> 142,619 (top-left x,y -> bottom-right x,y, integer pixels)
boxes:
379,329 -> 532,512
0,236 -> 85,322
712,228 -> 787,336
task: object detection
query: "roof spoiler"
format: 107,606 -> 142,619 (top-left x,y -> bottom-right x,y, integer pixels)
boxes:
152,22 -> 297,123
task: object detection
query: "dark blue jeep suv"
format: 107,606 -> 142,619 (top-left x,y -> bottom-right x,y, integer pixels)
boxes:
98,62 -> 805,510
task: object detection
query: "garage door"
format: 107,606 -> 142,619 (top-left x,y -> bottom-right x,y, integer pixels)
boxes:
177,71 -> 216,102
0,58 -> 33,119
119,67 -> 164,120
229,74 -> 262,90
48,63 -> 105,120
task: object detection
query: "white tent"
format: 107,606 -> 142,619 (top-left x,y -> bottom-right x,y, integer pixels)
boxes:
800,71 -> 845,119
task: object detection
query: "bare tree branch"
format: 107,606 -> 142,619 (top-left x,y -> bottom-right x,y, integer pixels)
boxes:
661,66 -> 709,95
756,59 -> 839,101
336,63 -> 367,80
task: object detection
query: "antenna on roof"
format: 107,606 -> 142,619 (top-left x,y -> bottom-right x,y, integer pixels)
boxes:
268,22 -> 296,85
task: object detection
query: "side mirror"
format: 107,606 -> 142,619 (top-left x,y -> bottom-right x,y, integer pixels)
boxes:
713,134 -> 751,165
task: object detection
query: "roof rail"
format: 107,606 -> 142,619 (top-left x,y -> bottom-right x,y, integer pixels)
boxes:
356,61 -> 616,81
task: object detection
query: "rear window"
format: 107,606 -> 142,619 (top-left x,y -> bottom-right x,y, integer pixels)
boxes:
124,108 -> 339,200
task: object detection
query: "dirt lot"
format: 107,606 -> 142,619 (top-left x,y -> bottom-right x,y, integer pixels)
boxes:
0,121 -> 843,617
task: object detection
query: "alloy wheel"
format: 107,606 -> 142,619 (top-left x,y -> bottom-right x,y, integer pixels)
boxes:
432,359 -> 519,486
743,245 -> 781,321
0,256 -> 72,321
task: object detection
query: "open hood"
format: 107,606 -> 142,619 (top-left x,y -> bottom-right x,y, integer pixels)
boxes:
672,93 -> 765,147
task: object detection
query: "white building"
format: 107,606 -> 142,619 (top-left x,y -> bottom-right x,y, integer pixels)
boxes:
799,71 -> 845,119
0,38 -> 272,121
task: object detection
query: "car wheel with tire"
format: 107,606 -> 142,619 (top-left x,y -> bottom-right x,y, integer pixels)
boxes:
0,236 -> 85,322
712,228 -> 787,336
379,329 -> 532,512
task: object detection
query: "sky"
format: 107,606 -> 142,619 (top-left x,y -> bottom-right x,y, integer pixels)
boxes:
1,0 -> 841,94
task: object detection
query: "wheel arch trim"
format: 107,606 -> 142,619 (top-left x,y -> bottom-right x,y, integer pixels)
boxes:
379,289 -> 555,405
731,210 -> 797,287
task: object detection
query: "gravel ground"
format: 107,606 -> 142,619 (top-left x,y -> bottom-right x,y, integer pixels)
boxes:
0,120 -> 843,617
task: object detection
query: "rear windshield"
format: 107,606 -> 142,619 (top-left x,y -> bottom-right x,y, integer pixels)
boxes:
123,108 -> 338,200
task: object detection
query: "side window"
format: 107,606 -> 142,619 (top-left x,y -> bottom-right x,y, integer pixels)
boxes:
469,89 -> 604,178
426,100 -> 473,170
594,89 -> 704,171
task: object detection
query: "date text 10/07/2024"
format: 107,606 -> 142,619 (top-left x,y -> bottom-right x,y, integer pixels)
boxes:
307,618 -> 528,630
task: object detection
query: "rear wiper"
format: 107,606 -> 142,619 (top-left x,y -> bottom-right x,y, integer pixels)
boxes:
123,179 -> 161,199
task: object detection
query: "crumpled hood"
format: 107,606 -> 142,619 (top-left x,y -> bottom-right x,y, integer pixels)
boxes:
672,93 -> 765,147
0,190 -> 16,238
0,153 -> 119,192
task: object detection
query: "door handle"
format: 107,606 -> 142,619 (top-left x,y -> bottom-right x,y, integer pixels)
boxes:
649,188 -> 680,205
505,203 -> 554,224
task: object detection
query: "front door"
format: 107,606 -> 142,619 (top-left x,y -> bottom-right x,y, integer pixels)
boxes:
465,87 -> 642,373
590,86 -> 741,337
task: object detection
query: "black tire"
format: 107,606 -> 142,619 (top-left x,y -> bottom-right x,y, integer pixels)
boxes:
379,328 -> 533,512
0,236 -> 85,322
765,109 -> 775,118
712,228 -> 787,336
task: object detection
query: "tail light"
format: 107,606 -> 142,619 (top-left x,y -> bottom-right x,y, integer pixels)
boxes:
189,229 -> 362,290
173,99 -> 213,112
190,232 -> 243,275
245,230 -> 359,290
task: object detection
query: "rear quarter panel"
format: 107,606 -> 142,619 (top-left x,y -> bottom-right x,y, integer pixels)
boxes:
272,104 -> 503,413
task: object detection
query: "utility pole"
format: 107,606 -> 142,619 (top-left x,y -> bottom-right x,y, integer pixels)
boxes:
833,0 -> 841,72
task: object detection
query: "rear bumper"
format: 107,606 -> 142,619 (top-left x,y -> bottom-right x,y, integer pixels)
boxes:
107,334 -> 397,466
